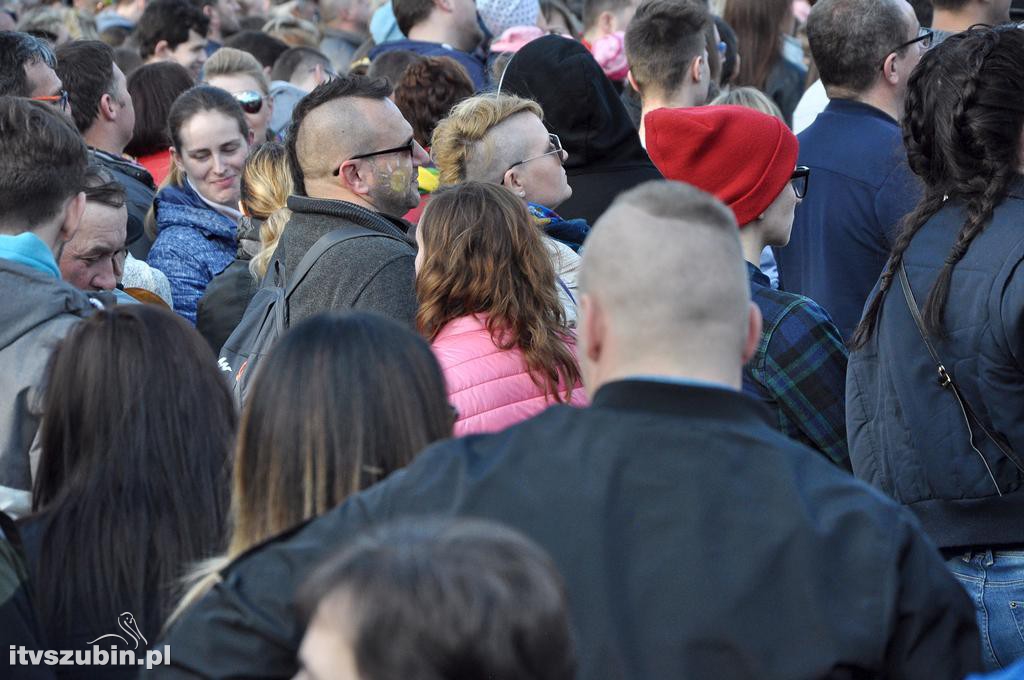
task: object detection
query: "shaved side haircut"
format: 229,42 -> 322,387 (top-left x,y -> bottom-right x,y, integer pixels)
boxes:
625,0 -> 711,97
583,0 -> 635,31
285,74 -> 392,195
580,180 -> 748,359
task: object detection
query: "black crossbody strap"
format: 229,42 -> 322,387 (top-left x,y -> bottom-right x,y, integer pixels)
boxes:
897,261 -> 1024,488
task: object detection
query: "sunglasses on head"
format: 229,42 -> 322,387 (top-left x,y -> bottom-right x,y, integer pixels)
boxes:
234,90 -> 264,114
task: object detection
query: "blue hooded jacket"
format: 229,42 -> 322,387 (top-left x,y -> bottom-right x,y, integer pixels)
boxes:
147,182 -> 237,325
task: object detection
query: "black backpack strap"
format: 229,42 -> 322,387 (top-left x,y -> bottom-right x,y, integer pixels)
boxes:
284,225 -> 406,300
897,261 -> 1024,491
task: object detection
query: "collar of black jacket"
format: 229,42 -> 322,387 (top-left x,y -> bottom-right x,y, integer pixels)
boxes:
591,378 -> 775,427
286,195 -> 415,244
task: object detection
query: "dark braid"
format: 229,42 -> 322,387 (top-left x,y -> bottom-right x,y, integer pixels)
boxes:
851,26 -> 1024,348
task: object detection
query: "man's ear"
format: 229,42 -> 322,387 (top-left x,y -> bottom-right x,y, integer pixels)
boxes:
690,54 -> 705,84
57,191 -> 87,248
627,69 -> 640,93
339,160 -> 371,196
99,92 -> 117,122
741,301 -> 763,365
580,293 -> 604,365
435,0 -> 453,14
153,39 -> 172,60
882,52 -> 899,85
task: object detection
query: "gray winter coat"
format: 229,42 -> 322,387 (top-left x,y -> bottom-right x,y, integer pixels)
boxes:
270,196 -> 417,327
0,261 -> 99,518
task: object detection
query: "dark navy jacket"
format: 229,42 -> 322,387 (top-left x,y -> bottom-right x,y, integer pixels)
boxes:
847,178 -> 1024,550
156,381 -> 979,680
776,99 -> 921,338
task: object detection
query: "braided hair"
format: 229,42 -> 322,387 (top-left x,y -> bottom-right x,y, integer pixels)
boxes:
851,26 -> 1024,348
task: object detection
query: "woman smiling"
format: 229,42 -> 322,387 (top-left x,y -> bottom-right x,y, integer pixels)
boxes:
148,86 -> 252,324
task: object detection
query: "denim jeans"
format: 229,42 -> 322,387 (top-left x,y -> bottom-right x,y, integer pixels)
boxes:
946,550 -> 1024,671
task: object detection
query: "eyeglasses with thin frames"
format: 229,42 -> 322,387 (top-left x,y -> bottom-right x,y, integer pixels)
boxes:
505,133 -> 564,176
791,166 -> 810,199
30,89 -> 69,112
332,139 -> 417,176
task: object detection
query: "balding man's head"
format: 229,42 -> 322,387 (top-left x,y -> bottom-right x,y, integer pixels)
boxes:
578,180 -> 758,392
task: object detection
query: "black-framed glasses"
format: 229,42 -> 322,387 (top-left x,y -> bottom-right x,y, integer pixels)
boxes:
506,133 -> 564,175
332,139 -> 417,176
30,89 -> 69,112
882,27 -> 933,68
791,166 -> 810,199
233,90 -> 264,114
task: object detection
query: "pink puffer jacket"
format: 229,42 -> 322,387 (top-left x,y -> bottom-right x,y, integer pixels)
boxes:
431,314 -> 588,436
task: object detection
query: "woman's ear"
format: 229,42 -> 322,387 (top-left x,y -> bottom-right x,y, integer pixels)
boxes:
503,168 -> 526,198
170,146 -> 184,172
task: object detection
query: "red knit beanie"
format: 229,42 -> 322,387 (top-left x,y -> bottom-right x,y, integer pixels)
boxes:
644,105 -> 799,227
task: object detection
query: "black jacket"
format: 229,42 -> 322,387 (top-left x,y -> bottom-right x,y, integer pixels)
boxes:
89,149 -> 157,260
269,196 -> 417,328
155,380 -> 980,680
847,178 -> 1024,550
500,36 -> 663,225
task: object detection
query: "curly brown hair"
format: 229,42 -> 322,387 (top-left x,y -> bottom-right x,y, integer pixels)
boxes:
394,56 -> 475,148
416,182 -> 581,402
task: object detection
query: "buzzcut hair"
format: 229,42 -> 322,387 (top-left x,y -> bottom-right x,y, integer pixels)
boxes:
55,41 -> 117,135
429,94 -> 543,186
392,0 -> 435,36
582,0 -> 634,30
0,31 -> 56,97
285,74 -> 392,195
271,46 -> 330,83
625,0 -> 711,96
0,97 -> 88,230
298,518 -> 577,680
135,0 -> 210,60
807,0 -> 910,95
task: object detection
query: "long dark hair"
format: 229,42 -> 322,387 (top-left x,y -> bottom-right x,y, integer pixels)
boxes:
852,26 -> 1024,348
724,0 -> 791,91
125,61 -> 194,158
29,305 -> 236,641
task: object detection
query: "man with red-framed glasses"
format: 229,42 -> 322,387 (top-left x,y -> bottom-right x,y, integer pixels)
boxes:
0,31 -> 73,122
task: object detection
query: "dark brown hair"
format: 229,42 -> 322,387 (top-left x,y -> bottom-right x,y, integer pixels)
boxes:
30,305 -> 236,644
392,0 -> 435,36
55,40 -> 117,134
624,0 -> 711,96
724,0 -> 791,91
394,56 -> 475,148
125,61 -> 195,157
416,182 -> 582,402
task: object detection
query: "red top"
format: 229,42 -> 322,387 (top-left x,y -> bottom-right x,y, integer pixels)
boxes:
136,149 -> 172,186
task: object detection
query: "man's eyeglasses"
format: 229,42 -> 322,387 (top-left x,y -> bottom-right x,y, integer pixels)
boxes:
234,90 -> 264,115
882,27 -> 933,68
30,89 -> 69,112
332,139 -> 416,176
506,134 -> 564,175
791,166 -> 810,199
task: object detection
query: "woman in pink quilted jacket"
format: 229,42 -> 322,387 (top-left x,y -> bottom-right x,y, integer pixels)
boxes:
416,182 -> 588,436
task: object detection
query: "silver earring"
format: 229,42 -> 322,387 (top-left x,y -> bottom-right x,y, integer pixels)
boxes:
518,191 -> 526,197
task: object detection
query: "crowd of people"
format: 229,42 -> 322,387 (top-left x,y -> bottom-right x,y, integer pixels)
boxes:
1,0 -> 1024,678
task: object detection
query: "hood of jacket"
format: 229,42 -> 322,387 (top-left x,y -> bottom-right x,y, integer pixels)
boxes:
499,35 -> 659,175
0,260 -> 98,351
154,182 -> 238,242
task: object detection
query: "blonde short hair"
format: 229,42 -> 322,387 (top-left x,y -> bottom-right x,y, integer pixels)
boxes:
204,47 -> 270,94
430,94 -> 543,186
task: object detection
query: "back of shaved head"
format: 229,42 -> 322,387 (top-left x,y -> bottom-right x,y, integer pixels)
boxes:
286,74 -> 392,195
579,180 -> 750,363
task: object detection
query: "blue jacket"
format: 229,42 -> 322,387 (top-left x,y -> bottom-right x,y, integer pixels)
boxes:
148,183 -> 237,325
846,178 -> 1024,550
368,40 -> 487,91
776,99 -> 922,338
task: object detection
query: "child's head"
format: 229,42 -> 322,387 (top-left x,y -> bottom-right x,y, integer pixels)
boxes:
295,518 -> 577,680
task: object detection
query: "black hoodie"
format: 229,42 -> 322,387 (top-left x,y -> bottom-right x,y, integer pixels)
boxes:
499,35 -> 662,225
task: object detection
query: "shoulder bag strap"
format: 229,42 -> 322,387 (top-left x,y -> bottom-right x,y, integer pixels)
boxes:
284,225 -> 406,300
897,261 -> 1024,488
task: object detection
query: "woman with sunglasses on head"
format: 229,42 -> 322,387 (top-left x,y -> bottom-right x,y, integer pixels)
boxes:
848,27 -> 1024,671
416,182 -> 587,437
203,47 -> 276,143
148,85 -> 252,325
643,104 -> 851,471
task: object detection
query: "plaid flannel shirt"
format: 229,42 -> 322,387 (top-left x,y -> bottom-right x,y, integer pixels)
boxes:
743,262 -> 851,469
